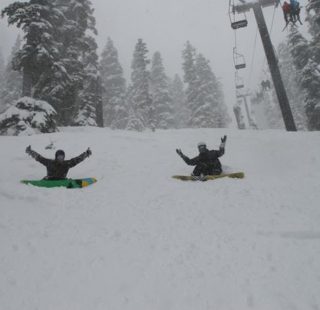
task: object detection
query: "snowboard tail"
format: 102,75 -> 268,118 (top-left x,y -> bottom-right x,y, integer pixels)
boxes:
21,177 -> 97,189
172,172 -> 244,181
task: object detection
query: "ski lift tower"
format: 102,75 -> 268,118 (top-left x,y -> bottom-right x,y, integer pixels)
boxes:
233,0 -> 297,131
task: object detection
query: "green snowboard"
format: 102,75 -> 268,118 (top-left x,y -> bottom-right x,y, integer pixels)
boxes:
21,177 -> 97,189
172,172 -> 245,181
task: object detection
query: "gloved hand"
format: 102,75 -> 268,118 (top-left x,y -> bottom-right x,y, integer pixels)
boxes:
221,135 -> 227,143
86,148 -> 92,157
220,135 -> 227,149
25,145 -> 32,155
176,149 -> 184,158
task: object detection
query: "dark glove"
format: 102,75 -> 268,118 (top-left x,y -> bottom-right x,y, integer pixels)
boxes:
26,145 -> 32,155
176,149 -> 184,158
221,135 -> 227,143
86,148 -> 92,157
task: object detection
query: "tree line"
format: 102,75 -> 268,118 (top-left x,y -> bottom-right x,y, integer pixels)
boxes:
0,0 -> 230,133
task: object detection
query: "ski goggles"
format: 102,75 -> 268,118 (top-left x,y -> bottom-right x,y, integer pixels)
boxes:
56,154 -> 65,161
198,145 -> 207,153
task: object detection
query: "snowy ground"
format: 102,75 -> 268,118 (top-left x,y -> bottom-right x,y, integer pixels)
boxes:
1,127 -> 320,310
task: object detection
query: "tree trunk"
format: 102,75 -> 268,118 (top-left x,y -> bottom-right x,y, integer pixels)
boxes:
96,81 -> 104,127
22,67 -> 32,97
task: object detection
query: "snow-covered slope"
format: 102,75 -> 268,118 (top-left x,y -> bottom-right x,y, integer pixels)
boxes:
1,127 -> 320,310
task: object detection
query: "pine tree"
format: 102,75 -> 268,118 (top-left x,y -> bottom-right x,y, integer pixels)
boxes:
287,27 -> 310,71
186,53 -> 230,128
0,36 -> 22,110
189,54 -> 216,127
100,38 -> 127,129
2,0 -> 103,127
53,0 -> 101,126
277,39 -> 307,130
169,74 -> 188,128
74,36 -> 103,127
182,41 -> 196,125
306,0 -> 320,63
150,51 -> 174,129
1,0 -> 67,101
127,39 -> 152,129
288,26 -> 320,130
300,60 -> 320,130
0,49 -> 5,111
211,78 -> 231,128
304,1 -> 320,130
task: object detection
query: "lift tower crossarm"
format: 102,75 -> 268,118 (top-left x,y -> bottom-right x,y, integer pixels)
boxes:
233,0 -> 278,13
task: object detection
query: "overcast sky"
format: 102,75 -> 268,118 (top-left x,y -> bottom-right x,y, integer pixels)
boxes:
0,0 -> 309,116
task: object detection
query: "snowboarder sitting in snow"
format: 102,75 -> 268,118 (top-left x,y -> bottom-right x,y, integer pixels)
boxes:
25,146 -> 92,180
176,136 -> 227,176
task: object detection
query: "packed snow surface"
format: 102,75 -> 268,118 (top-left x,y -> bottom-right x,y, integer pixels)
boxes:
1,127 -> 320,310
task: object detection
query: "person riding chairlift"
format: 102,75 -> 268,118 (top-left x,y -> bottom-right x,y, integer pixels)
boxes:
283,0 -> 302,26
282,1 -> 292,24
290,0 -> 303,25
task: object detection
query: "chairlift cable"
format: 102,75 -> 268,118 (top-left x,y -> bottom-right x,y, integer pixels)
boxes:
247,27 -> 258,89
269,5 -> 277,35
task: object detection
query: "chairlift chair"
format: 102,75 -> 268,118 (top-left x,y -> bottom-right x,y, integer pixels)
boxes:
231,19 -> 248,30
229,0 -> 248,29
233,47 -> 246,70
235,72 -> 245,89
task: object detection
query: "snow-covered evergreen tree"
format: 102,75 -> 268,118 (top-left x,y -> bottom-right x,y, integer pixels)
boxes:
211,78 -> 231,128
0,49 -> 5,111
278,39 -> 307,130
300,60 -> 320,130
74,36 -> 103,127
0,97 -> 57,136
304,1 -> 320,130
53,0 -> 101,126
287,27 -> 310,71
287,26 -> 320,130
189,54 -> 219,127
185,53 -> 230,128
182,41 -> 196,124
306,0 -> 320,62
1,0 -> 66,102
127,39 -> 152,130
169,74 -> 188,128
100,38 -> 127,129
2,0 -> 103,127
182,42 -> 229,128
150,51 -> 174,129
0,36 -> 22,111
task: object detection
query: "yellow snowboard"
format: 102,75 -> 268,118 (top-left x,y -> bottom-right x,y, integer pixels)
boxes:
172,172 -> 245,181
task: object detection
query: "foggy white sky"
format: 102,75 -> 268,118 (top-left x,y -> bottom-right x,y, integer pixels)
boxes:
0,0 -> 308,114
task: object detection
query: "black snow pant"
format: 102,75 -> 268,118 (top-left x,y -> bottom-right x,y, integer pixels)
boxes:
192,164 -> 222,176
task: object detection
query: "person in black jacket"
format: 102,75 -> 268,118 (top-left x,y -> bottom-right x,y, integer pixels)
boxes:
176,136 -> 227,176
25,146 -> 92,180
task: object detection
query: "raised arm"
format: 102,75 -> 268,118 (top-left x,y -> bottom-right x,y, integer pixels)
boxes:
176,149 -> 198,166
25,145 -> 50,166
67,148 -> 92,168
217,135 -> 227,157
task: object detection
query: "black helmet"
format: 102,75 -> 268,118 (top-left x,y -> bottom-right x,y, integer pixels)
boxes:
55,149 -> 65,160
